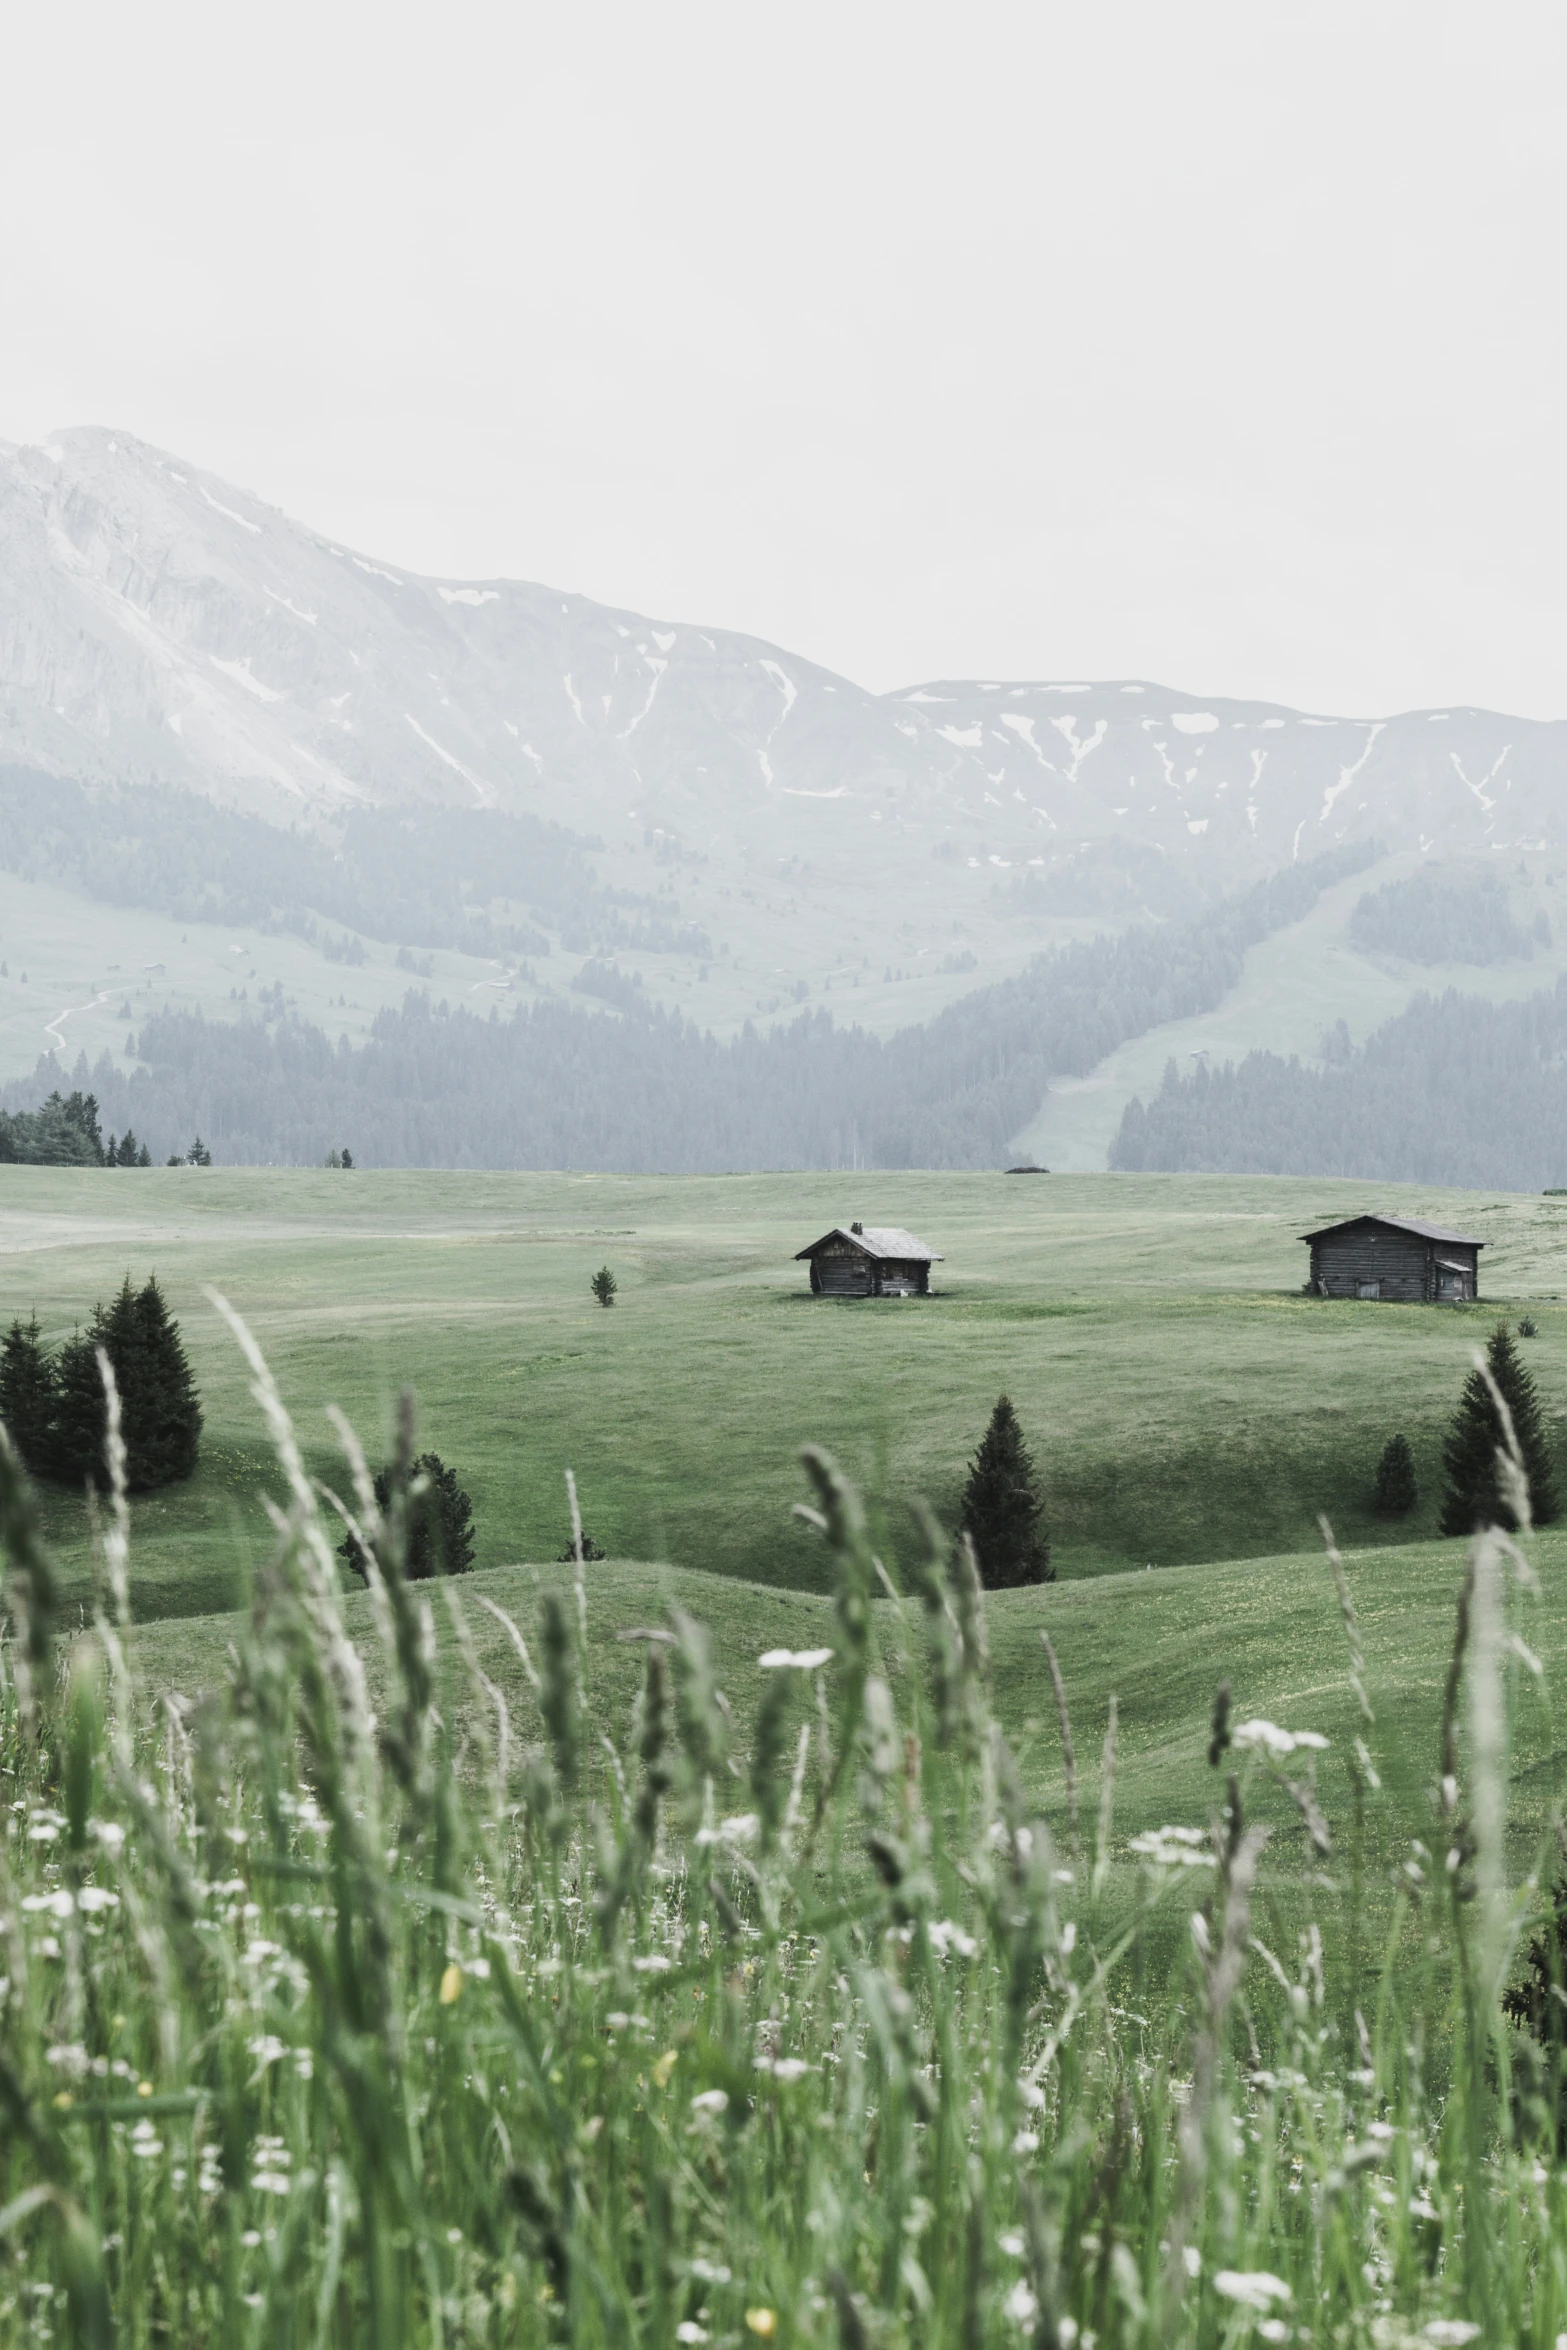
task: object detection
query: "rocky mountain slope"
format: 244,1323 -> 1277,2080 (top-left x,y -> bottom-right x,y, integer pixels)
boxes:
5,427 -> 1564,908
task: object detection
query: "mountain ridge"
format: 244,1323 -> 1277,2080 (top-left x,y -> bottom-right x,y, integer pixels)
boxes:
5,427 -> 1564,908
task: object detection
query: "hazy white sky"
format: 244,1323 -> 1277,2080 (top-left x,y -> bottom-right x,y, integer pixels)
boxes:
4,1 -> 1566,715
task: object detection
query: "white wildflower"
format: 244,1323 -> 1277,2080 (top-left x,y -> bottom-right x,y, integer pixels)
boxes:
1003,2278 -> 1039,2326
927,1919 -> 979,1959
46,2045 -> 90,2077
689,2260 -> 731,2284
22,1891 -> 75,1919
1422,2327 -> 1481,2347
1213,2271 -> 1290,2311
676,2324 -> 708,2343
1128,1828 -> 1217,1870
1231,1720 -> 1328,1757
696,1814 -> 760,1847
997,2230 -> 1025,2258
1012,2130 -> 1039,2155
1183,2246 -> 1201,2278
758,1648 -> 833,1671
690,2089 -> 729,2115
770,2059 -> 812,2084
633,1954 -> 673,1974
75,1887 -> 119,1914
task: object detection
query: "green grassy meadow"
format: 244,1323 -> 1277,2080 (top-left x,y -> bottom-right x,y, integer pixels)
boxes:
6,1154 -> 1565,1901
10,1163 -> 1567,2345
4,1162 -> 1565,1619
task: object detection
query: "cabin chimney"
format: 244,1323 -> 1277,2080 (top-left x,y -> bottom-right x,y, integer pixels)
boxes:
850,1220 -> 863,1234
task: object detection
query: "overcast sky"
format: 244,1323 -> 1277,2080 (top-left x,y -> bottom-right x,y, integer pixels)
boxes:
4,1 -> 1565,716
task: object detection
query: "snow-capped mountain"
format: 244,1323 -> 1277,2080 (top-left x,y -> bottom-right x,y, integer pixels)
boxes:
4,426 -> 1564,907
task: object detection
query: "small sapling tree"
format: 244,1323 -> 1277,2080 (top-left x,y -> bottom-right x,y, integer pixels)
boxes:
1440,1320 -> 1559,1534
959,1393 -> 1052,1586
1374,1433 -> 1418,1515
558,1530 -> 607,1562
591,1266 -> 617,1309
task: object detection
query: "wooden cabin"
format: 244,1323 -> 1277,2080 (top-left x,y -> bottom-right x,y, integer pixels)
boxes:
1301,1213 -> 1483,1303
795,1221 -> 941,1297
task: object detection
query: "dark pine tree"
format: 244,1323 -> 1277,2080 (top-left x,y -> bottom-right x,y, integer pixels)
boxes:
121,1276 -> 203,1488
0,1313 -> 56,1471
1439,1321 -> 1559,1534
48,1323 -> 112,1489
341,1451 -> 476,1581
1373,1433 -> 1418,1516
958,1394 -> 1052,1587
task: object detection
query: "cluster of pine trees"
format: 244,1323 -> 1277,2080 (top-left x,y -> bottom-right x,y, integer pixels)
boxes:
1,844 -> 1371,1172
0,1278 -> 202,1492
338,1453 -> 476,1581
0,1087 -> 183,1169
1112,977 -> 1567,1189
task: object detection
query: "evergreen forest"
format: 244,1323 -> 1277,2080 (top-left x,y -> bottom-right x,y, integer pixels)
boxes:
1112,974 -> 1567,1188
1347,865 -> 1548,965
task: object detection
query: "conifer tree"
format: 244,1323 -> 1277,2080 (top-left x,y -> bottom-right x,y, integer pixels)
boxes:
1373,1433 -> 1418,1515
122,1276 -> 203,1488
0,1313 -> 56,1471
48,1323 -> 112,1488
1439,1321 -> 1559,1534
958,1394 -> 1052,1587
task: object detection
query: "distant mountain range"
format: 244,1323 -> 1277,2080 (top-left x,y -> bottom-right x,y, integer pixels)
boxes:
4,426 -> 1565,914
5,425 -> 1567,1179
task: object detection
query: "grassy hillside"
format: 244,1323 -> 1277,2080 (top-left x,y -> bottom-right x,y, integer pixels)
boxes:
4,1163 -> 1565,1615
137,1521 -> 1567,1909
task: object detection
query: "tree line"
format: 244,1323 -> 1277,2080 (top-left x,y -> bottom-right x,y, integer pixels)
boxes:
1112,975 -> 1567,1188
0,1088 -> 208,1169
0,842 -> 1373,1171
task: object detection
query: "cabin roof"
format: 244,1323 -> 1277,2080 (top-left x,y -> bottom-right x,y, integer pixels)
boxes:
794,1225 -> 943,1263
1300,1212 -> 1484,1250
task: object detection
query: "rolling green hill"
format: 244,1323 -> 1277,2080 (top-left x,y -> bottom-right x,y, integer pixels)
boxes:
132,1524 -> 1567,1922
3,1163 -> 1563,1621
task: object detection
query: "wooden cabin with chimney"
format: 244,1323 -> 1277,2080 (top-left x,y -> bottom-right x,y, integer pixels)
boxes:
1301,1213 -> 1483,1303
795,1221 -> 941,1297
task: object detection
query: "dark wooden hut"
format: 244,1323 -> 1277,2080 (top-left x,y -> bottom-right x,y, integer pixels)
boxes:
795,1222 -> 941,1297
1301,1213 -> 1483,1303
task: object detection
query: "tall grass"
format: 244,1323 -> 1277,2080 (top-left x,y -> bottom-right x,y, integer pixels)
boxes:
1,1314 -> 1566,2346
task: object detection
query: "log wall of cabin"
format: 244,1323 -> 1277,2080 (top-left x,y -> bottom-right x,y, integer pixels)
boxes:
813,1242 -> 874,1296
808,1246 -> 931,1296
1311,1231 -> 1431,1301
